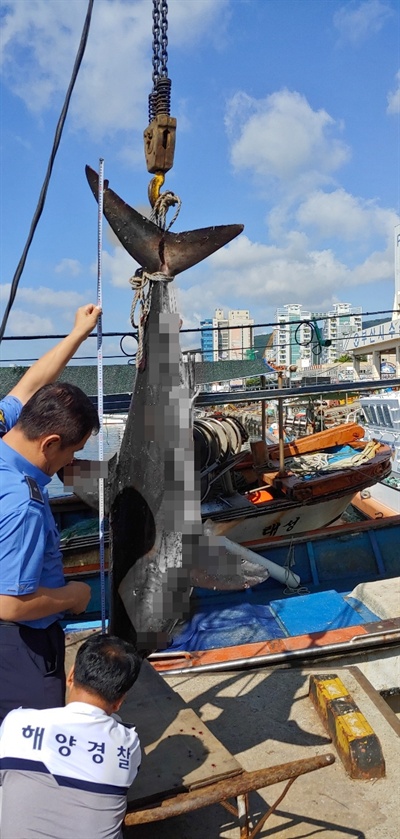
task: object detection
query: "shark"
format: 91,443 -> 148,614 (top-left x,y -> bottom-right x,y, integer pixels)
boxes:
85,166 -> 271,651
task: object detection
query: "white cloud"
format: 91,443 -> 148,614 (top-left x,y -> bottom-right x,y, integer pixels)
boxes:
225,89 -> 350,186
0,0 -> 229,140
387,70 -> 400,115
3,308 -> 53,336
204,234 -> 349,305
0,284 -> 86,309
296,189 -> 398,243
179,225 -> 396,317
97,184 -> 398,329
333,0 -> 393,46
101,244 -> 139,289
55,258 -> 82,276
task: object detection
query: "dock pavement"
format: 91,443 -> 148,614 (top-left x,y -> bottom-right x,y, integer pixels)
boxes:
65,634 -> 400,838
125,665 -> 400,839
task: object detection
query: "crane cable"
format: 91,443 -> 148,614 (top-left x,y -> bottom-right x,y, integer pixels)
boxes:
0,0 -> 95,344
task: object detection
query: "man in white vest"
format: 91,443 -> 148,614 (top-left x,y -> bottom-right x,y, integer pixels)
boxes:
0,633 -> 142,839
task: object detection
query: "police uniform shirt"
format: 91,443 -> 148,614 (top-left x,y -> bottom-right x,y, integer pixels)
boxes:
0,395 -> 22,437
0,702 -> 141,839
0,395 -> 65,629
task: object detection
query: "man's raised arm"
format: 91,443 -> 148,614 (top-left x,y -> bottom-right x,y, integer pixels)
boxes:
8,304 -> 101,406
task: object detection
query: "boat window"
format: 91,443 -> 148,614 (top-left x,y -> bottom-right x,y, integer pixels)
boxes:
382,404 -> 393,427
363,406 -> 374,424
376,405 -> 385,425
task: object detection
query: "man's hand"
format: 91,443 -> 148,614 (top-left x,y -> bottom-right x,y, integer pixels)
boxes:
0,582 -> 92,622
72,304 -> 102,341
65,581 -> 92,614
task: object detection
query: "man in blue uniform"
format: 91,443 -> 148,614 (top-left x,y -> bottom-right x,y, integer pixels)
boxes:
0,303 -> 101,722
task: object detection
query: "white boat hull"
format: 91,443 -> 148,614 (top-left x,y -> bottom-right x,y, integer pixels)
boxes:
358,392 -> 400,517
205,492 -> 355,543
355,478 -> 400,517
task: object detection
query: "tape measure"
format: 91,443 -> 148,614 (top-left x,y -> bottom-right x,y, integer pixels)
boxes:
97,158 -> 106,634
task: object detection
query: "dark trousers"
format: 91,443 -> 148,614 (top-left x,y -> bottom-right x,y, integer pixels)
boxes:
0,621 -> 66,724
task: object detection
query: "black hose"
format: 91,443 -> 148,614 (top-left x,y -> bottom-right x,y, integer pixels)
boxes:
0,0 -> 95,343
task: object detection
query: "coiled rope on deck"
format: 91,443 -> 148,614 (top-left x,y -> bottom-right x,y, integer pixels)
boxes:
284,440 -> 381,476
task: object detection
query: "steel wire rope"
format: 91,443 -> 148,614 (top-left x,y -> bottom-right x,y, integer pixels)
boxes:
2,328 -> 398,364
0,0 -> 95,343
2,309 -> 397,342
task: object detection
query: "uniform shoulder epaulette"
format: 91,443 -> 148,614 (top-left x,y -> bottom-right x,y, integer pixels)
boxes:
25,475 -> 44,504
0,407 -> 7,437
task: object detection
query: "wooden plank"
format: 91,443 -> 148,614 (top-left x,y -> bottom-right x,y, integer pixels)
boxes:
120,661 -> 242,806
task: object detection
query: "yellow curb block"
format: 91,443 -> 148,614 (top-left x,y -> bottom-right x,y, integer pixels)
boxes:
309,674 -> 385,780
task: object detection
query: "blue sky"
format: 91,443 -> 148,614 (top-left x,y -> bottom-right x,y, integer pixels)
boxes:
1,0 -> 399,364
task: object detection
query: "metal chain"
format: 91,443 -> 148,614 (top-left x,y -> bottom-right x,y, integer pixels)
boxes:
151,0 -> 160,85
160,0 -> 168,77
152,0 -> 168,83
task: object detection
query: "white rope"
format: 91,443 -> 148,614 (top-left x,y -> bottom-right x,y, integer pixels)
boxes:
282,540 -> 309,596
129,269 -> 173,369
284,440 -> 380,477
151,190 -> 181,231
127,188 -> 181,369
129,192 -> 182,369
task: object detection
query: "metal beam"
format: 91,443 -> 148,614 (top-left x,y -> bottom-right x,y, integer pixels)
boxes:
195,377 -> 400,407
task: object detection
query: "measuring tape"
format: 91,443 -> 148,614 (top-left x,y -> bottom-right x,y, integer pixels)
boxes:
97,158 -> 107,634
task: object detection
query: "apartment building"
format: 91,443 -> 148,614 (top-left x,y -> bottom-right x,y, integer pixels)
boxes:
272,304 -> 313,368
270,302 -> 363,368
201,309 -> 254,361
322,303 -> 362,363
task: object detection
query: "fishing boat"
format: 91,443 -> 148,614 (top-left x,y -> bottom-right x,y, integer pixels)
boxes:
147,514 -> 400,685
53,417 -> 392,556
63,514 -> 400,691
351,391 -> 400,518
196,418 -> 392,542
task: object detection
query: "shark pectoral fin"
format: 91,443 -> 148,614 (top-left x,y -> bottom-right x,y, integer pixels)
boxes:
184,533 -> 270,592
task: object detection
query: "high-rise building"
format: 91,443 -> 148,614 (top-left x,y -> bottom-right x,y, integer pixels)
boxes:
200,309 -> 254,361
271,302 -> 363,368
322,304 -> 362,363
272,304 -> 313,368
199,317 -> 219,361
395,224 -> 400,319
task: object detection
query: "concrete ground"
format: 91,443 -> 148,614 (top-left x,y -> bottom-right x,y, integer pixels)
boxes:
124,665 -> 400,839
65,634 -> 400,839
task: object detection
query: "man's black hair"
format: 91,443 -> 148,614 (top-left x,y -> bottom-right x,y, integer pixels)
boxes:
16,382 -> 100,447
73,634 -> 142,704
